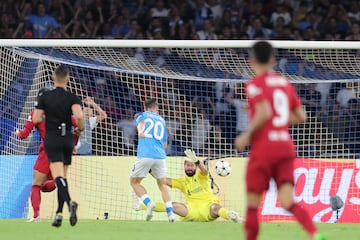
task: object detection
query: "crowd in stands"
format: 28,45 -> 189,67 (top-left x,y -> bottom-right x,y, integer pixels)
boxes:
0,0 -> 359,41
0,0 -> 359,157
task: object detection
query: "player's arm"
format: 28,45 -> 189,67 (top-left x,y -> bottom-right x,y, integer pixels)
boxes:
289,106 -> 307,125
245,99 -> 271,138
235,100 -> 271,151
137,121 -> 146,138
72,103 -> 84,135
164,178 -> 172,187
16,114 -> 35,139
84,97 -> 107,122
289,84 -> 307,125
163,127 -> 168,149
197,160 -> 208,176
33,92 -> 46,124
32,109 -> 45,124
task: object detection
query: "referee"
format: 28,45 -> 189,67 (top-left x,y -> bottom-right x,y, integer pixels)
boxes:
33,65 -> 84,227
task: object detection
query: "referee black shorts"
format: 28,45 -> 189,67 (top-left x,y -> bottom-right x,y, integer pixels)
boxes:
44,131 -> 74,165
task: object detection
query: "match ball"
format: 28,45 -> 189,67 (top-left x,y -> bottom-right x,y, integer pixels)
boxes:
215,160 -> 231,177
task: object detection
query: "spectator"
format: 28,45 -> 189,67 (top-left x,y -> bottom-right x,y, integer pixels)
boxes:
26,3 -> 60,38
116,107 -> 137,154
197,19 -> 217,40
298,83 -> 322,115
225,86 -> 249,136
347,1 -> 360,22
92,78 -> 108,104
247,17 -> 273,39
76,97 -> 107,155
166,112 -> 183,155
169,8 -> 185,39
187,0 -> 213,30
112,15 -> 130,39
293,1 -> 309,27
0,12 -> 16,38
315,82 -> 332,107
99,22 -> 114,39
345,23 -> 360,41
123,19 -> 142,39
191,110 -> 211,154
270,3 -> 292,27
218,9 -> 233,30
206,0 -> 223,21
151,0 -> 170,18
205,125 -> 227,155
336,84 -> 357,108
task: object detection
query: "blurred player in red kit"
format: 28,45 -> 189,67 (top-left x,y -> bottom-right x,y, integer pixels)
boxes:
16,88 -> 79,222
235,41 -> 326,240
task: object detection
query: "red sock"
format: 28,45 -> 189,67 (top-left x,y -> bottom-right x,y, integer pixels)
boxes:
244,208 -> 259,240
289,203 -> 316,236
42,180 -> 56,192
30,185 -> 41,218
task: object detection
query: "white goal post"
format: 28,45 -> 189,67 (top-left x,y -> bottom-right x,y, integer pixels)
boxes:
0,39 -> 359,49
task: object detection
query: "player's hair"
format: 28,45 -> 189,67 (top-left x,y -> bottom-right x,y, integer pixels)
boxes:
144,98 -> 158,110
54,65 -> 70,81
251,41 -> 274,64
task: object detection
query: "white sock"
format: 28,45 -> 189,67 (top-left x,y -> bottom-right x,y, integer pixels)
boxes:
140,194 -> 152,207
165,201 -> 173,214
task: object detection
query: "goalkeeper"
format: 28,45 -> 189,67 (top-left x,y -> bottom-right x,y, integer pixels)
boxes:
136,149 -> 242,223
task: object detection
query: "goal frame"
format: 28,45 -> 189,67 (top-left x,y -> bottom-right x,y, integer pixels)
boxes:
0,39 -> 359,49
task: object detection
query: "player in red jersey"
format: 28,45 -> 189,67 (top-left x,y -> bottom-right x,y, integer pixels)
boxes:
235,41 -> 326,240
16,88 -> 79,222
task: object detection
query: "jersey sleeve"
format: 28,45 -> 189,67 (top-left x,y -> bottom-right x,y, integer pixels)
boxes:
17,112 -> 35,139
72,94 -> 82,106
197,171 -> 209,180
246,81 -> 266,106
289,84 -> 302,110
171,178 -> 185,192
36,94 -> 45,110
134,112 -> 145,124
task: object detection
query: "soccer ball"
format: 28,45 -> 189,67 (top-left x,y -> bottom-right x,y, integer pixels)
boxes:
215,160 -> 231,177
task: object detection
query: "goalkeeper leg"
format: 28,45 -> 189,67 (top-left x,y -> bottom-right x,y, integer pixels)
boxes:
211,203 -> 242,223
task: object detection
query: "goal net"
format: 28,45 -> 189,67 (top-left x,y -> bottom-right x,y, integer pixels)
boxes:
0,40 -> 359,222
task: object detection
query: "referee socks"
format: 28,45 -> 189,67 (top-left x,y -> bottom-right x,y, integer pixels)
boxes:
55,177 -> 71,213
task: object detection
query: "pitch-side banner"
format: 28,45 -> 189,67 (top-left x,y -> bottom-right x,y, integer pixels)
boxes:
259,158 -> 360,223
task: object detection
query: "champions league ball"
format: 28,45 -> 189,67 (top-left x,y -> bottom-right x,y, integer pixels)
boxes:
215,160 -> 231,177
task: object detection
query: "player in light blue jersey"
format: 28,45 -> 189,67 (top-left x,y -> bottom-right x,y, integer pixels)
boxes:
130,99 -> 175,222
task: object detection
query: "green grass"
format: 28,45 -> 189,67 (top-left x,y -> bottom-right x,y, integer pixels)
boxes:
0,219 -> 359,240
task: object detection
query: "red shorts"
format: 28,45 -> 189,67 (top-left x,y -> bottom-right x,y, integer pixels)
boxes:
33,149 -> 52,179
246,149 -> 295,194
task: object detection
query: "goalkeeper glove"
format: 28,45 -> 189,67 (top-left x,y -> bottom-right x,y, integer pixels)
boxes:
184,149 -> 200,165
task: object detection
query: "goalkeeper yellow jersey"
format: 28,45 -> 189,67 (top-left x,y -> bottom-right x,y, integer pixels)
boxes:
171,170 -> 218,203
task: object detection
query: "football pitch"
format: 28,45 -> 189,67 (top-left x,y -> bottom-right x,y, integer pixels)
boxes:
0,220 -> 359,240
